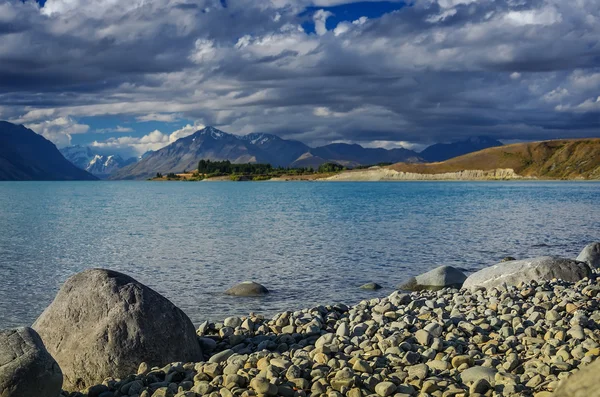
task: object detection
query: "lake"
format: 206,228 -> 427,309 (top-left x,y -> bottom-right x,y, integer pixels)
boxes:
0,181 -> 599,328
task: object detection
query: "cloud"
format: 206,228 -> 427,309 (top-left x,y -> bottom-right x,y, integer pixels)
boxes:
557,97 -> 600,113
25,117 -> 89,147
91,121 -> 205,155
313,9 -> 333,35
0,0 -> 598,148
169,122 -> 206,141
136,113 -> 181,123
91,130 -> 170,155
96,125 -> 135,133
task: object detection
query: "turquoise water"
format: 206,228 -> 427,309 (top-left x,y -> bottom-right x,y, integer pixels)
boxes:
0,181 -> 599,328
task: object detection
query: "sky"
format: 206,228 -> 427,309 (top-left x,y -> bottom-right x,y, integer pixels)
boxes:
0,0 -> 599,157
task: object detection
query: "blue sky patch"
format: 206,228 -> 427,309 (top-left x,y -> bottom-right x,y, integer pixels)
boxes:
301,1 -> 405,34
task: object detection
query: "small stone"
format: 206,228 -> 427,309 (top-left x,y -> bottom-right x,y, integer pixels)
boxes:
224,317 -> 242,328
460,366 -> 497,384
469,379 -> 490,394
137,362 -> 149,375
452,355 -> 473,369
209,349 -> 234,364
250,378 -> 276,396
375,381 -> 396,397
352,359 -> 372,373
336,322 -> 350,337
415,329 -> 432,345
422,381 -> 439,393
566,303 -> 578,314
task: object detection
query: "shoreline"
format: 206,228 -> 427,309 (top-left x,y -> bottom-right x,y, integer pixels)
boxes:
72,273 -> 599,396
22,250 -> 598,397
146,168 -> 600,182
5,248 -> 600,397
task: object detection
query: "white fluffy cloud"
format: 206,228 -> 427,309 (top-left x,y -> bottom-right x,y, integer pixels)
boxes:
25,117 -> 89,147
313,9 -> 333,36
91,122 -> 205,155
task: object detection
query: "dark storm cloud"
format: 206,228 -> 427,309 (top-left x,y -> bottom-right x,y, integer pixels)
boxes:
0,0 -> 598,149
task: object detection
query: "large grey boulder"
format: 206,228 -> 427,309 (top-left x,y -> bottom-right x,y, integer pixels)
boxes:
225,281 -> 269,296
463,256 -> 591,290
33,269 -> 202,391
399,266 -> 467,291
577,242 -> 600,269
0,327 -> 62,397
554,358 -> 600,396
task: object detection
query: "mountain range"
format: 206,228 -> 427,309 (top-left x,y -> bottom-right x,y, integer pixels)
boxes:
110,127 -> 427,180
59,146 -> 137,179
0,120 -> 510,181
419,136 -> 503,162
0,121 -> 97,181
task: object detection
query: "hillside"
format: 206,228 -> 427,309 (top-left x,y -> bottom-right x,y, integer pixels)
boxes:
326,139 -> 600,181
0,121 -> 98,181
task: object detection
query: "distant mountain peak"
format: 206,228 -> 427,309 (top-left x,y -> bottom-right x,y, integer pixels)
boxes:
60,145 -> 136,178
195,126 -> 227,140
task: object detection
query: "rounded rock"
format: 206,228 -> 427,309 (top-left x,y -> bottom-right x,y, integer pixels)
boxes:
375,381 -> 397,397
399,266 -> 467,291
0,327 -> 63,397
359,282 -> 383,290
32,269 -> 202,391
463,257 -> 591,290
576,242 -> 600,269
225,282 -> 269,296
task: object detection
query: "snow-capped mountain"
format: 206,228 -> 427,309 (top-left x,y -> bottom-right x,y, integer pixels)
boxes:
59,145 -> 96,170
60,145 -> 137,178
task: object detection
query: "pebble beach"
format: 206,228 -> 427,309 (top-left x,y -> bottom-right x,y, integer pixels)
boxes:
65,249 -> 600,397
2,245 -> 600,397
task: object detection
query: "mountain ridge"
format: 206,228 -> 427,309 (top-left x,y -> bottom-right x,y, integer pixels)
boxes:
0,121 -> 98,181
419,136 -> 503,162
110,127 -> 425,180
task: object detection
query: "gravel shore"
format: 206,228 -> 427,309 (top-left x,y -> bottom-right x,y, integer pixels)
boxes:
70,273 -> 600,397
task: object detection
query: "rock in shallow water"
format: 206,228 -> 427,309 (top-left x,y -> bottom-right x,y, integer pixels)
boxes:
32,268 -> 202,391
399,265 -> 467,291
463,256 -> 592,290
225,281 -> 269,296
0,327 -> 63,397
359,282 -> 383,290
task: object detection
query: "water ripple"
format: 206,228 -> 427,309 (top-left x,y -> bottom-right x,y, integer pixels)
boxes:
0,181 -> 599,327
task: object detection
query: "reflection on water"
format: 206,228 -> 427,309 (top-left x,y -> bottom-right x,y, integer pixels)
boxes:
0,181 -> 599,327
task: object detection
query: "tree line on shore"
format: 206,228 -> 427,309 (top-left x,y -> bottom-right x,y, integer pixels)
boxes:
154,160 -> 393,180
